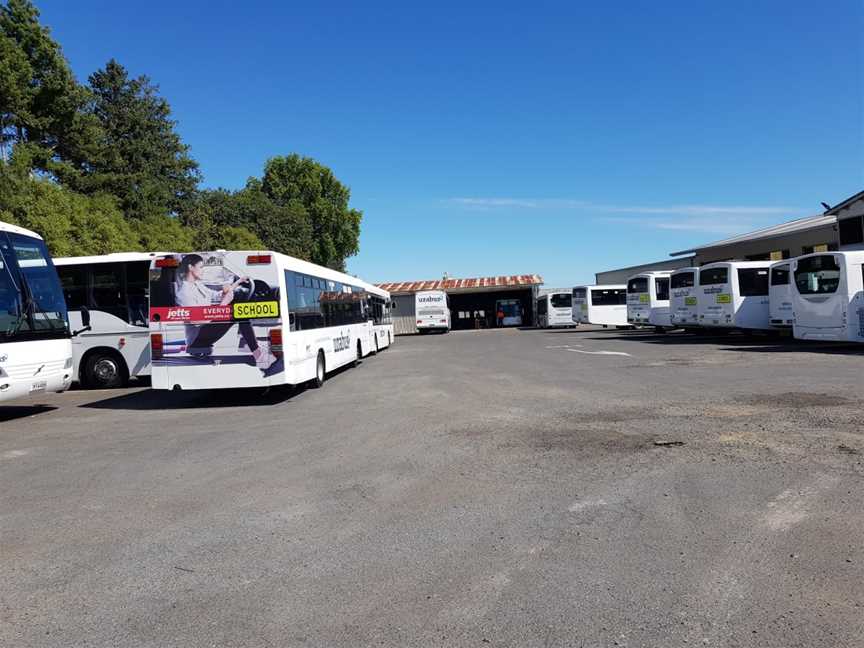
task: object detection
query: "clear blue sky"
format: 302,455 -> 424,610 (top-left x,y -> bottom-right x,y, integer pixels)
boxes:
38,0 -> 863,286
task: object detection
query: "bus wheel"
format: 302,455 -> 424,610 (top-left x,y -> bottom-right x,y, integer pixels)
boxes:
84,350 -> 127,389
311,351 -> 325,388
353,341 -> 362,367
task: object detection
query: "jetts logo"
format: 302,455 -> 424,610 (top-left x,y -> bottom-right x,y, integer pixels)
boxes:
168,308 -> 191,319
333,333 -> 351,352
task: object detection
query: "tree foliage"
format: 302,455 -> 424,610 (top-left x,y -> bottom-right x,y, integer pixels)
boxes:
0,1 -> 362,267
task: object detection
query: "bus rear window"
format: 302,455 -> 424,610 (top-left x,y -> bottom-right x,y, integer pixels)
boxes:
770,265 -> 789,286
551,293 -> 571,308
738,268 -> 769,296
671,272 -> 694,289
627,277 -> 648,293
591,288 -> 626,306
572,288 -> 586,300
794,255 -> 841,295
699,267 -> 728,285
655,277 -> 670,301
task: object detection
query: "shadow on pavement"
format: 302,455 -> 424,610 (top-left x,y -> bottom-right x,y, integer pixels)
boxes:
0,404 -> 58,423
79,364 -> 358,411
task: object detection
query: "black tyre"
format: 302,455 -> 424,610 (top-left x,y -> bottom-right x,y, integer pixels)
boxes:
311,351 -> 325,388
83,351 -> 127,389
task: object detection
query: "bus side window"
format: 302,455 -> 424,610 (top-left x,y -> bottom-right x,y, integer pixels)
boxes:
91,263 -> 129,322
656,278 -> 670,301
126,261 -> 150,327
58,265 -> 88,311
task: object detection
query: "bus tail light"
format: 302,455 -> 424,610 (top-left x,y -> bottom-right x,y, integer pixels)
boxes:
269,328 -> 283,356
150,333 -> 164,359
247,254 -> 272,265
155,257 -> 179,268
417,320 -> 422,325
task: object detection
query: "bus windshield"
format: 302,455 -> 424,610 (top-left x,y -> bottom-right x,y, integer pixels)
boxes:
0,231 -> 68,339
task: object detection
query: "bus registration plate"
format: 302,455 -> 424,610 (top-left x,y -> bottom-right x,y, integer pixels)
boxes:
30,380 -> 47,393
233,301 -> 279,319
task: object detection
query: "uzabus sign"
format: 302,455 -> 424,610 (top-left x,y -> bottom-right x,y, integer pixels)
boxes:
418,296 -> 443,303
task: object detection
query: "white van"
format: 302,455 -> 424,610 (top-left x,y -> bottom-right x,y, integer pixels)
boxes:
768,260 -> 794,328
792,251 -> 864,342
670,267 -> 700,329
415,290 -> 450,332
627,272 -> 672,329
697,261 -> 772,330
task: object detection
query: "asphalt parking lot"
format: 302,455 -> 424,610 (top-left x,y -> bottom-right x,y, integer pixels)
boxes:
2,326 -> 863,648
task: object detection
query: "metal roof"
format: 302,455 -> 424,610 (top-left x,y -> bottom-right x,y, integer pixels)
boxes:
669,214 -> 834,257
378,274 -> 543,294
824,189 -> 864,217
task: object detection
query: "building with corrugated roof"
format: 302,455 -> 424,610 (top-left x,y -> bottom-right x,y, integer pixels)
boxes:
826,189 -> 864,251
377,274 -> 543,334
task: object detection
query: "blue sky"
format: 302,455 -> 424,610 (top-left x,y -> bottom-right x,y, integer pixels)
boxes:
38,0 -> 863,286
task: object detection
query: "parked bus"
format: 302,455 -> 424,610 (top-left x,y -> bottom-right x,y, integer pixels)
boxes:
148,250 -> 385,391
495,299 -> 523,327
415,290 -> 450,333
367,285 -> 395,351
791,251 -> 864,342
574,285 -> 628,327
627,271 -> 672,330
0,221 -> 74,403
670,267 -> 700,329
697,261 -> 772,330
768,260 -> 794,328
537,291 -> 574,328
55,252 -> 167,388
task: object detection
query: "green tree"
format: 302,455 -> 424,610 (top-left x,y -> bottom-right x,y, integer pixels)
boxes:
0,159 -> 141,256
136,214 -> 195,252
0,0 -> 98,174
261,155 -> 361,270
66,59 -> 200,220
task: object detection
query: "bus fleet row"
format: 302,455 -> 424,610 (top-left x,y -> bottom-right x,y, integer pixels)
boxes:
0,221 -> 397,403
564,252 -> 864,342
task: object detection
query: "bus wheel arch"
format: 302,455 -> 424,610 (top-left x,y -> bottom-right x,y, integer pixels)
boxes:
81,348 -> 129,389
312,350 -> 326,388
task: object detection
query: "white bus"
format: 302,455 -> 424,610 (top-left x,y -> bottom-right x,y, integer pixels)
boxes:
574,285 -> 628,327
415,290 -> 450,333
768,260 -> 794,328
0,221 -> 74,403
627,272 -> 672,329
537,291 -> 574,328
792,251 -> 864,342
697,261 -> 772,330
148,250 -> 383,391
367,284 -> 395,351
670,267 -> 700,329
55,252 -> 167,388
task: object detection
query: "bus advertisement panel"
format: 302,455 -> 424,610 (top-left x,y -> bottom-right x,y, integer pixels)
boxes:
149,251 -> 284,389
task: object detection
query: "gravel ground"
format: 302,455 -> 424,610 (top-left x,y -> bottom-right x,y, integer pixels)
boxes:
1,326 -> 862,647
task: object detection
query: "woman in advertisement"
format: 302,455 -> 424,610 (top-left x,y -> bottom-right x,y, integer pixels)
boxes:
175,254 -> 276,371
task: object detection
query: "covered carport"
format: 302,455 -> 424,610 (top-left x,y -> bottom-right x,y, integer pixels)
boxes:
378,275 -> 544,335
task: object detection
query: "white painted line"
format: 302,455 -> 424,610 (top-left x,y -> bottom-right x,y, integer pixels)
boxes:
545,344 -> 583,349
566,348 -> 632,357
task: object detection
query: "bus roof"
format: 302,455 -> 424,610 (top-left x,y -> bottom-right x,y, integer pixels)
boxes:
54,251 -> 172,266
671,266 -> 699,275
627,270 -> 673,281
0,220 -> 43,240
699,260 -> 772,270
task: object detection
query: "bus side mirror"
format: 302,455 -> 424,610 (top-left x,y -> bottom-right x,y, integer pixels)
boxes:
73,306 -> 91,336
